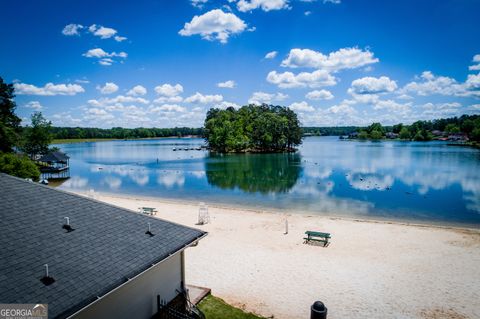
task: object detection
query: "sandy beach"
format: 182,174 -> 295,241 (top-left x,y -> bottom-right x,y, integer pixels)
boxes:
82,192 -> 480,319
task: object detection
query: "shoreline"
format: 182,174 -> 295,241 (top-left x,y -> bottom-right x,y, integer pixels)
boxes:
69,189 -> 480,231
69,189 -> 480,319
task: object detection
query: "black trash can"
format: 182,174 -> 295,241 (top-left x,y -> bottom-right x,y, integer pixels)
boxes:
310,301 -> 327,319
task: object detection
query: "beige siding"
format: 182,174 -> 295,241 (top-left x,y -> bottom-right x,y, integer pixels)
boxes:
73,252 -> 182,319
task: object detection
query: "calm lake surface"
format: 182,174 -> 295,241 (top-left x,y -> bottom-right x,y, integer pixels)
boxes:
55,137 -> 480,227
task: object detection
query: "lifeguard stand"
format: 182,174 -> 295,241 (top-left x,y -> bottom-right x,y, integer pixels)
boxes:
197,202 -> 210,225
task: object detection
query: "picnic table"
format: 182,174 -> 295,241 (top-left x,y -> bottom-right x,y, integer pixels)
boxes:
304,231 -> 331,247
139,207 -> 157,216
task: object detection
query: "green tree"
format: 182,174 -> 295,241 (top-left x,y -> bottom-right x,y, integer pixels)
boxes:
399,127 -> 411,139
0,77 -> 21,152
471,127 -> 480,142
21,112 -> 53,158
392,123 -> 403,134
366,123 -> 385,135
460,119 -> 475,135
358,131 -> 369,139
0,153 -> 40,181
445,123 -> 460,134
370,130 -> 383,140
204,104 -> 302,153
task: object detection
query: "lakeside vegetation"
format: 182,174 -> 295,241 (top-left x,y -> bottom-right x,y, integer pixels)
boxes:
204,104 -> 302,153
50,115 -> 480,146
51,126 -> 204,140
1,77 -> 54,181
347,115 -> 480,144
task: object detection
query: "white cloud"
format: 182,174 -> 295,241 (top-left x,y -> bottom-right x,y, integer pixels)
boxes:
289,101 -> 315,112
327,102 -> 356,115
155,83 -> 184,96
88,25 -> 117,39
83,48 -> 127,58
87,95 -> 149,110
99,58 -> 114,66
397,94 -> 413,100
306,89 -> 334,100
348,76 -> 397,95
465,73 -> 480,90
179,9 -> 248,43
14,82 -> 85,96
66,23 -> 126,41
24,101 -> 43,110
237,0 -> 290,12
420,102 -> 463,118
281,47 -> 378,72
372,100 -> 411,112
191,0 -> 208,8
217,80 -> 236,88
97,82 -> 119,95
214,101 -> 241,109
265,51 -> 278,59
62,24 -> 83,36
267,69 -> 336,88
304,11 -> 312,16
469,54 -> 480,71
127,85 -> 147,96
401,71 -> 469,97
150,104 -> 187,113
114,36 -> 127,42
185,92 -> 223,104
86,108 -> 109,116
83,48 -> 127,66
248,91 -> 288,105
153,96 -> 184,104
324,0 -> 340,3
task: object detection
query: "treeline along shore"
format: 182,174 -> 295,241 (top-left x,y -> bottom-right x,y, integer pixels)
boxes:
50,113 -> 480,146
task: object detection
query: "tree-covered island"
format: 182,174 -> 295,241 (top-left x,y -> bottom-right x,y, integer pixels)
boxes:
204,104 -> 303,153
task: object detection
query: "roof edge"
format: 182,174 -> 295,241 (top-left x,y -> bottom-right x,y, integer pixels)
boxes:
64,231 -> 208,319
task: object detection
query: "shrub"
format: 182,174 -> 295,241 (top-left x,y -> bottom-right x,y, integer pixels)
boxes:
0,153 -> 40,181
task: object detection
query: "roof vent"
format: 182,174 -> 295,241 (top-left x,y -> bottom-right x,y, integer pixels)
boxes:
145,222 -> 154,237
62,217 -> 75,232
40,264 -> 55,286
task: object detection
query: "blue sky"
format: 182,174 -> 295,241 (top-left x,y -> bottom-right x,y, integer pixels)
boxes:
1,0 -> 479,128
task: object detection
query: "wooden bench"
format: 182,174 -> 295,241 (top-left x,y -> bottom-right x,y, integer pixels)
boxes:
139,207 -> 157,216
304,231 -> 331,247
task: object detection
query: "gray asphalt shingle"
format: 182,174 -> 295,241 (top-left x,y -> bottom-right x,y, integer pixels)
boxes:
0,173 -> 206,319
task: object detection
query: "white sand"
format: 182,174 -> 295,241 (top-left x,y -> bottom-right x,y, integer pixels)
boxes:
86,192 -> 480,319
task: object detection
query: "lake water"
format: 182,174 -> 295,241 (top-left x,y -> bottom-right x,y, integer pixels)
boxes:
55,137 -> 480,227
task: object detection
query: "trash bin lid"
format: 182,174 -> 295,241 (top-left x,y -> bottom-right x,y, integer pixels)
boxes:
312,301 -> 326,311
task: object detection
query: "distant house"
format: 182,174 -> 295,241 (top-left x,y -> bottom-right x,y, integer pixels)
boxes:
348,132 -> 359,139
447,133 -> 468,141
385,132 -> 399,139
0,173 -> 207,319
431,130 -> 444,137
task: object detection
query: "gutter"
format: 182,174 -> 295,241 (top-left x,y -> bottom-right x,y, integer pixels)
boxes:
66,232 -> 208,319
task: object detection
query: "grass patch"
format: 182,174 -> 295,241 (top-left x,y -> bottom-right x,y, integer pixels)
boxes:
198,295 -> 265,319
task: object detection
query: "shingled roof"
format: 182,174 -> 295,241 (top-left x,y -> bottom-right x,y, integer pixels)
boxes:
0,173 -> 206,319
38,151 -> 70,163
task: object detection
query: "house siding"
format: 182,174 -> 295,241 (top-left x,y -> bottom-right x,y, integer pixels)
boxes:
72,252 -> 182,319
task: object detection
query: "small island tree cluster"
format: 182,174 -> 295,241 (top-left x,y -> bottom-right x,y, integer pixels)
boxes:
204,104 -> 303,153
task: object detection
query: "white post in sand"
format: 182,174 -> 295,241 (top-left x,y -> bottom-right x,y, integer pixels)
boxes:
284,217 -> 288,235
